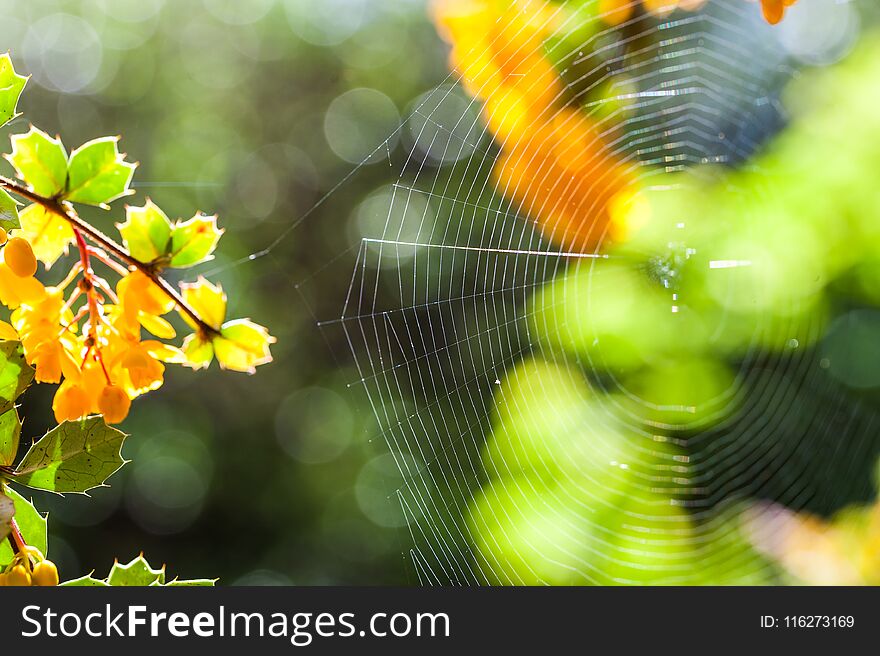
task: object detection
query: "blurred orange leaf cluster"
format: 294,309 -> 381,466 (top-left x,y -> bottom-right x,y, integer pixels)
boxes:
433,0 -> 634,253
433,0 -> 798,252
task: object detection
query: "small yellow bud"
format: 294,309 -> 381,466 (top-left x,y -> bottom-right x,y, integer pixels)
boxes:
32,560 -> 59,587
4,237 -> 38,278
0,227 -> 7,245
6,564 -> 32,587
97,385 -> 131,424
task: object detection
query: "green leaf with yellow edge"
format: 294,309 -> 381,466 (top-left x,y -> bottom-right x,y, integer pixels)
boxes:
107,554 -> 165,586
14,416 -> 128,494
169,213 -> 223,268
0,189 -> 20,231
0,486 -> 47,567
64,137 -> 136,206
6,127 -> 68,197
0,406 -> 22,467
16,203 -> 75,267
215,319 -> 275,374
117,200 -> 172,263
0,490 -> 13,543
0,54 -> 27,128
60,574 -> 110,587
0,341 -> 34,416
179,277 -> 226,330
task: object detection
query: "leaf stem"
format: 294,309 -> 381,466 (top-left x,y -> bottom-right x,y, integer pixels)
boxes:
0,175 -> 219,338
8,517 -> 25,555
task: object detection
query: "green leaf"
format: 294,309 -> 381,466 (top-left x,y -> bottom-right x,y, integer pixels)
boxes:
60,574 -> 110,587
169,214 -> 224,268
0,188 -> 20,231
64,137 -> 136,206
14,416 -> 128,494
0,406 -> 21,467
0,486 -> 47,567
0,54 -> 27,128
0,341 -> 35,416
107,554 -> 165,586
62,559 -> 212,586
162,578 -> 217,587
117,200 -> 172,263
6,127 -> 68,197
0,490 -> 13,543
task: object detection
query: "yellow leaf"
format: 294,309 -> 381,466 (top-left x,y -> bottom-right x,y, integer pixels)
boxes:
181,333 -> 214,370
179,277 -> 226,331
214,319 -> 275,374
15,203 -> 75,268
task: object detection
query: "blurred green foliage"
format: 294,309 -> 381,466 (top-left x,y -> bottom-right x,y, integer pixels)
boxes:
472,22 -> 880,583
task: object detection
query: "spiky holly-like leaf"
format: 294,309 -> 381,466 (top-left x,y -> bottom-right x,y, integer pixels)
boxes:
7,127 -> 68,198
61,555 -> 214,586
0,340 -> 29,468
14,416 -> 128,494
0,486 -> 47,567
107,554 -> 165,586
0,54 -> 27,128
0,406 -> 22,467
60,574 -> 110,587
169,214 -> 223,268
0,341 -> 34,416
64,137 -> 136,206
117,200 -> 172,263
161,578 -> 217,587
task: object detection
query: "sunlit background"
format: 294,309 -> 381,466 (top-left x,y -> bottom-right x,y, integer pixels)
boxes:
4,0 -> 880,585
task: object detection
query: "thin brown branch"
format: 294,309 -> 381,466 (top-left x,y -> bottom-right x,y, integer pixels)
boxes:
0,175 -> 220,338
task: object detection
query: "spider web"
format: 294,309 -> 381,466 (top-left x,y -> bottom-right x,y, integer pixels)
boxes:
298,0 -> 870,584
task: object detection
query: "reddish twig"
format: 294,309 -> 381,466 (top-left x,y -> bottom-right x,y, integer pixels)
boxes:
0,175 -> 219,337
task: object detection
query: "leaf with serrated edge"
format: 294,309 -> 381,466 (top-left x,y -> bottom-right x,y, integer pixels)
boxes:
0,54 -> 27,128
0,189 -> 20,231
169,214 -> 223,268
0,486 -> 46,567
0,491 -> 13,543
14,416 -> 128,494
164,578 -> 217,587
6,127 -> 68,198
0,406 -> 21,467
60,574 -> 110,587
64,137 -> 135,206
118,200 -> 172,263
107,554 -> 165,586
0,341 -> 35,416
